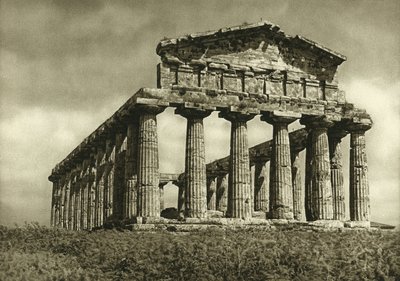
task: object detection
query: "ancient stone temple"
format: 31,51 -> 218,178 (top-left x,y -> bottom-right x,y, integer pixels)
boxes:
48,21 -> 372,230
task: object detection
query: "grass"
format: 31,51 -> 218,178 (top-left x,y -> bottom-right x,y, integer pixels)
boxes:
0,222 -> 399,281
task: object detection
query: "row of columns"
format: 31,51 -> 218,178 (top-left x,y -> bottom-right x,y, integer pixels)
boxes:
50,105 -> 371,229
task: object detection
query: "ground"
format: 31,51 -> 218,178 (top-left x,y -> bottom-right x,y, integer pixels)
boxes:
0,223 -> 399,281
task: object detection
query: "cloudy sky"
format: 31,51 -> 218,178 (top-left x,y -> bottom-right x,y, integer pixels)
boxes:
1,0 -> 399,226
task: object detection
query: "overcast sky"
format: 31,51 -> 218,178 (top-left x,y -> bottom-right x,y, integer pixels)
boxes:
1,0 -> 399,226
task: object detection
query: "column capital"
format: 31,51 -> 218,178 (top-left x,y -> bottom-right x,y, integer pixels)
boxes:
135,104 -> 166,115
345,118 -> 372,133
175,106 -> 213,119
260,110 -> 301,124
300,115 -> 335,128
219,110 -> 256,122
328,126 -> 348,140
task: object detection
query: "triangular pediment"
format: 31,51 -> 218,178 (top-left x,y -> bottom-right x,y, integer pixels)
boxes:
157,21 -> 346,82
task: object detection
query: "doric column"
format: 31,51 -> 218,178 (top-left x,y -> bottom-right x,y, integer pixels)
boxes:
261,111 -> 300,219
104,139 -> 115,222
68,172 -> 75,230
176,107 -> 212,218
301,116 -> 334,221
159,182 -> 168,211
50,179 -> 57,227
95,146 -> 105,227
207,176 -> 217,210
58,175 -> 65,228
216,173 -> 228,214
113,132 -> 126,222
63,172 -> 71,229
347,121 -> 372,222
253,160 -> 269,212
74,165 -> 82,231
328,127 -> 347,221
176,179 -> 185,216
124,116 -> 139,220
80,161 -> 89,230
87,153 -> 96,230
220,111 -> 255,219
291,150 -> 305,221
137,105 -> 165,218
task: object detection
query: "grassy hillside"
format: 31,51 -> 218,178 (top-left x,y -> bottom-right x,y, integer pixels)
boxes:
0,223 -> 399,281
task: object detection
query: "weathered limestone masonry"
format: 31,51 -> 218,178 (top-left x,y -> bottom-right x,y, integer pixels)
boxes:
49,21 -> 373,230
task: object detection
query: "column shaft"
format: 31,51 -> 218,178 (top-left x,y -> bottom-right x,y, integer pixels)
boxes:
87,158 -> 96,229
95,148 -> 105,227
113,133 -> 126,221
291,151 -> 305,221
228,119 -> 252,219
124,118 -> 139,220
310,128 -> 333,220
177,181 -> 185,215
254,161 -> 269,212
176,107 -> 211,219
350,131 -> 370,221
50,181 -> 56,227
269,122 -> 294,219
58,176 -> 65,228
329,130 -> 346,221
68,175 -> 75,230
304,134 -> 313,221
137,107 -> 164,218
63,174 -> 71,229
216,174 -> 228,213
207,177 -> 217,210
104,139 -> 115,222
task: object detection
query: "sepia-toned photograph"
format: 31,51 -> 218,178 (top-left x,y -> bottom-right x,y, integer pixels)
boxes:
0,0 -> 399,280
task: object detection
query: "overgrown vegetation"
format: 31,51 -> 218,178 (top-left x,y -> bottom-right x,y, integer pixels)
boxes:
1,223 -> 399,281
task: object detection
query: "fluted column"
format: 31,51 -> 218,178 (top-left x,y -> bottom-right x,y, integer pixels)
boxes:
63,173 -> 71,229
124,116 -> 139,220
113,132 -> 126,222
58,175 -> 65,228
137,105 -> 165,218
176,107 -> 212,218
220,111 -> 255,219
82,160 -> 91,230
159,182 -> 168,211
68,173 -> 76,230
216,173 -> 228,214
207,176 -> 217,210
74,165 -> 82,231
50,179 -> 57,227
328,128 -> 347,221
95,147 -> 105,227
176,179 -> 185,216
254,161 -> 269,212
104,139 -> 115,222
87,153 -> 96,230
301,116 -> 334,221
262,111 -> 300,219
348,121 -> 372,222
291,150 -> 305,221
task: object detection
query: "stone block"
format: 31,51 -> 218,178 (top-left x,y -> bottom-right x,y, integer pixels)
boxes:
306,84 -> 319,99
207,210 -> 224,218
252,211 -> 267,219
245,75 -> 264,94
286,81 -> 302,97
157,63 -> 176,89
310,220 -> 344,228
265,79 -> 284,96
177,66 -> 197,87
325,86 -> 338,101
344,221 -> 370,228
223,72 -> 242,92
203,71 -> 221,90
337,90 -> 346,104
